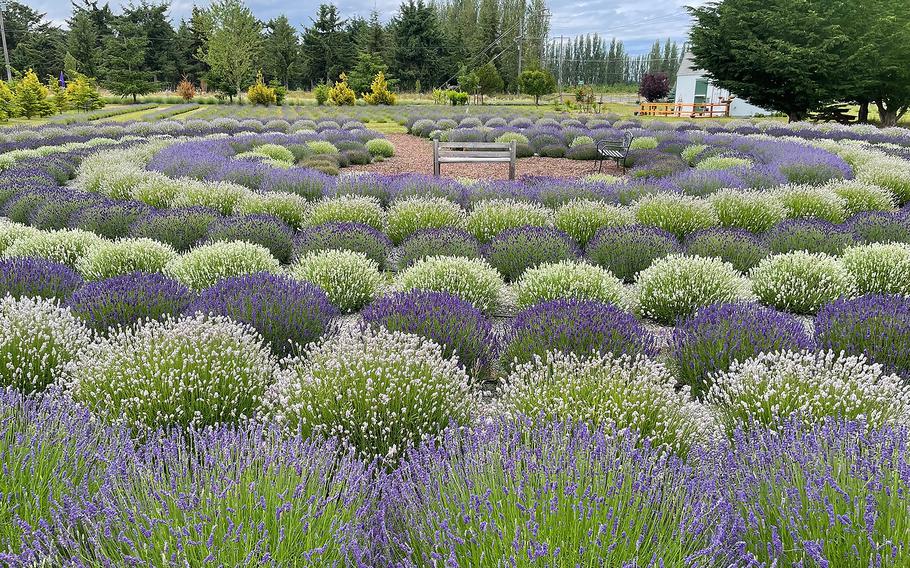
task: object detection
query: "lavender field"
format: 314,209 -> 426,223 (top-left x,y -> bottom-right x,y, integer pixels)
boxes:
2,111 -> 910,567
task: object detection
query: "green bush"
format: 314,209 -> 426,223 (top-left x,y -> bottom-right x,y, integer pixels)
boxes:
66,313 -> 275,430
634,193 -> 718,239
514,260 -> 624,309
397,255 -> 504,314
710,189 -> 787,233
308,195 -> 384,231
775,185 -> 848,223
637,254 -> 744,324
825,179 -> 897,216
76,238 -> 177,281
465,199 -> 551,242
366,138 -> 395,158
291,249 -> 382,312
554,199 -> 632,246
2,228 -> 103,268
387,197 -> 464,244
164,241 -> 280,290
750,252 -> 855,315
841,243 -> 910,295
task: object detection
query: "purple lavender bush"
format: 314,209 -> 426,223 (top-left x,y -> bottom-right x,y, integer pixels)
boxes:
849,211 -> 910,244
0,257 -> 82,301
501,299 -> 656,373
815,294 -> 910,378
362,290 -> 496,380
187,272 -> 338,356
70,200 -> 151,239
68,272 -> 193,333
130,206 -> 221,252
207,213 -> 294,264
722,419 -> 910,568
396,228 -> 481,270
684,228 -> 769,272
294,221 -> 392,269
766,218 -> 855,255
384,418 -> 738,567
586,225 -> 680,282
483,226 -> 580,281
670,302 -> 812,397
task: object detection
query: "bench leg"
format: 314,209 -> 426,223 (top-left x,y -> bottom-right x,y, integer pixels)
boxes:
509,161 -> 515,180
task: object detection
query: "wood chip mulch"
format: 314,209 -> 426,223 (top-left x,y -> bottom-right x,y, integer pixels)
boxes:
347,134 -> 622,180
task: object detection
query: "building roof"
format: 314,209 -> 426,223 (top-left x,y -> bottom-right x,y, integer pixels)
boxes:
677,51 -> 703,78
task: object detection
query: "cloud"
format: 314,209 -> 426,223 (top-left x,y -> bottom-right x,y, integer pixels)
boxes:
32,0 -> 702,54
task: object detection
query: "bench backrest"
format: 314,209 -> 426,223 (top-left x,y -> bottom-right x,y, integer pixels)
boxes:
434,140 -> 516,159
597,132 -> 634,152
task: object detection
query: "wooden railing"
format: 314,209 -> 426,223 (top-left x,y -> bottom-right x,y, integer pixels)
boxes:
638,102 -> 731,118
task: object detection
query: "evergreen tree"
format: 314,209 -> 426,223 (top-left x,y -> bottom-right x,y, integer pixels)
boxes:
66,74 -> 104,110
264,15 -> 301,88
475,61 -> 503,103
392,0 -> 448,91
301,4 -> 349,85
0,82 -> 19,121
122,2 -> 178,86
103,20 -> 156,102
66,11 -> 98,77
174,8 -> 211,87
518,68 -> 555,104
348,52 -> 393,95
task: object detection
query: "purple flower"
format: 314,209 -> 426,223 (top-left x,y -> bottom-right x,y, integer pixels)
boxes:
130,206 -> 221,252
207,213 -> 294,264
69,199 -> 152,239
815,294 -> 910,378
848,211 -> 910,244
294,221 -> 392,269
586,225 -> 680,282
670,302 -> 812,397
186,272 -> 338,356
484,226 -> 580,282
501,299 -> 656,373
766,219 -> 855,255
685,228 -> 769,272
68,272 -> 193,332
0,257 -> 82,302
397,228 -> 482,270
362,290 -> 496,380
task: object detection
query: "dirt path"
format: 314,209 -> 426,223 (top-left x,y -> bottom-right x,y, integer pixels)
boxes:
347,134 -> 621,180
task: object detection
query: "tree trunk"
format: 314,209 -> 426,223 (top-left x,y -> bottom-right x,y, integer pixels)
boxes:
132,94 -> 137,104
877,101 -> 897,127
786,111 -> 803,123
858,101 -> 869,123
535,94 -> 539,105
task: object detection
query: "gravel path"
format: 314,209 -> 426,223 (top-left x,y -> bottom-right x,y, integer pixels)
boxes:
348,134 -> 621,179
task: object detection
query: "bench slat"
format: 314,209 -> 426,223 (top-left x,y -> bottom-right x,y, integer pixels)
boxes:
439,151 -> 512,158
439,157 -> 513,163
437,142 -> 514,149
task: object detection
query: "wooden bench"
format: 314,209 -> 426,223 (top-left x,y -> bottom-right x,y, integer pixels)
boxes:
433,140 -> 517,180
595,132 -> 634,173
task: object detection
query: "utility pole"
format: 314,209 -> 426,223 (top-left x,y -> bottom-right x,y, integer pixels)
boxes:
0,1 -> 11,83
552,35 -> 568,103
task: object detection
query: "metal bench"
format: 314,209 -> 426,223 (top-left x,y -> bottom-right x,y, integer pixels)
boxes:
433,140 -> 517,180
595,132 -> 634,172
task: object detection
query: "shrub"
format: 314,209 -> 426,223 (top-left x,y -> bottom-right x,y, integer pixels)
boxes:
750,252 -> 855,315
494,132 -> 529,145
65,313 -> 275,430
0,295 -> 91,394
670,302 -> 812,397
722,420 -> 910,568
247,71 -> 277,105
707,351 -> 910,434
775,185 -> 848,223
826,179 -> 897,216
363,71 -> 397,105
306,140 -> 340,155
252,143 -> 294,164
857,158 -> 910,205
164,241 -> 280,291
766,219 -> 855,255
637,254 -> 744,325
206,214 -> 294,264
3,228 -> 103,268
466,199 -> 551,242
265,326 -> 475,462
70,201 -> 148,239
308,195 -> 384,232
290,249 -> 382,313
695,156 -> 752,171
684,228 -> 768,272
538,144 -> 567,158
630,137 -> 658,150
513,260 -> 624,310
176,77 -> 195,100
314,83 -> 330,105
586,225 -> 680,282
76,238 -> 178,281
815,294 -> 910,378
634,193 -> 719,238
501,299 -> 655,373
294,221 -> 391,268
0,220 -> 40,254
68,272 -> 193,333
328,73 -> 356,106
849,211 -> 910,244
365,138 -> 394,158
483,226 -> 579,281
497,353 -> 714,454
0,257 -> 82,301
187,272 -> 337,357
710,189 -> 787,233
130,207 -> 220,252
554,199 -> 632,246
397,228 -> 481,270
362,290 -> 495,380
386,197 -> 464,244
840,242 -> 910,295
397,255 -> 503,314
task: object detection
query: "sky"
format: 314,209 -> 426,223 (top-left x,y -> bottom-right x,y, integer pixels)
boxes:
28,0 -> 702,54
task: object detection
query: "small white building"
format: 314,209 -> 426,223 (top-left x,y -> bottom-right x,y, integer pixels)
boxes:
674,52 -> 770,117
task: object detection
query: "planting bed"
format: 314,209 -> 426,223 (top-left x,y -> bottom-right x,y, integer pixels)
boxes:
2,112 -> 910,567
